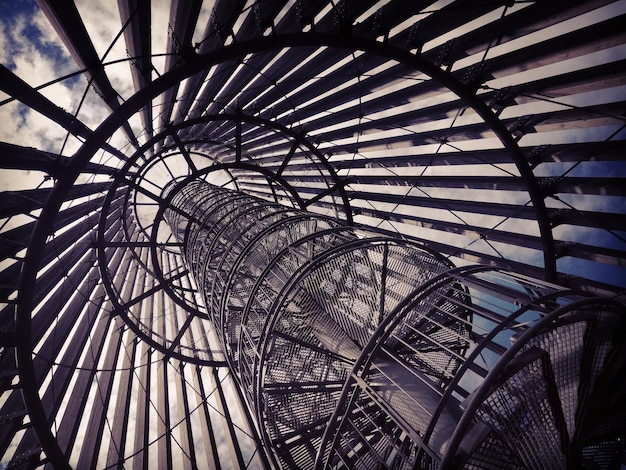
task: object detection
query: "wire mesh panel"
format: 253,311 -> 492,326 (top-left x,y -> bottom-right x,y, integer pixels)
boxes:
474,349 -> 567,468
318,269 -> 625,469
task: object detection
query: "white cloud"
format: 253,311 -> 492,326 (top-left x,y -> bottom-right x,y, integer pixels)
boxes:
0,100 -> 58,148
31,8 -> 73,68
0,6 -> 86,154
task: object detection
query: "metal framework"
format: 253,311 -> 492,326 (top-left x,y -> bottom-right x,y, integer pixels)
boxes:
164,179 -> 625,468
0,0 -> 625,468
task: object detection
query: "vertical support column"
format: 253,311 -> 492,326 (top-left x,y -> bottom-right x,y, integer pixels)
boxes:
163,178 -> 626,469
164,179 -> 465,468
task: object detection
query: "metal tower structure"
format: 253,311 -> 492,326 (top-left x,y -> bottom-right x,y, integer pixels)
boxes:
162,178 -> 625,469
1,0 -> 625,468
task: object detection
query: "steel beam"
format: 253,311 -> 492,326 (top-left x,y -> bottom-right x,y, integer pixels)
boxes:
117,0 -> 153,138
173,0 -> 248,124
0,142 -> 120,177
0,67 -> 128,163
156,0 -> 202,141
34,0 -> 140,149
51,291 -> 108,456
0,64 -> 93,138
0,182 -> 110,218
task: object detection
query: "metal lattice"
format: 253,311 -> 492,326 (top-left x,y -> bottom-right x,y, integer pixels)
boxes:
1,1 -> 625,468
166,180 -> 624,469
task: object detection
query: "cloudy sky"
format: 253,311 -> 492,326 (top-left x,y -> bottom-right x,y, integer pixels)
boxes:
0,0 -> 215,192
